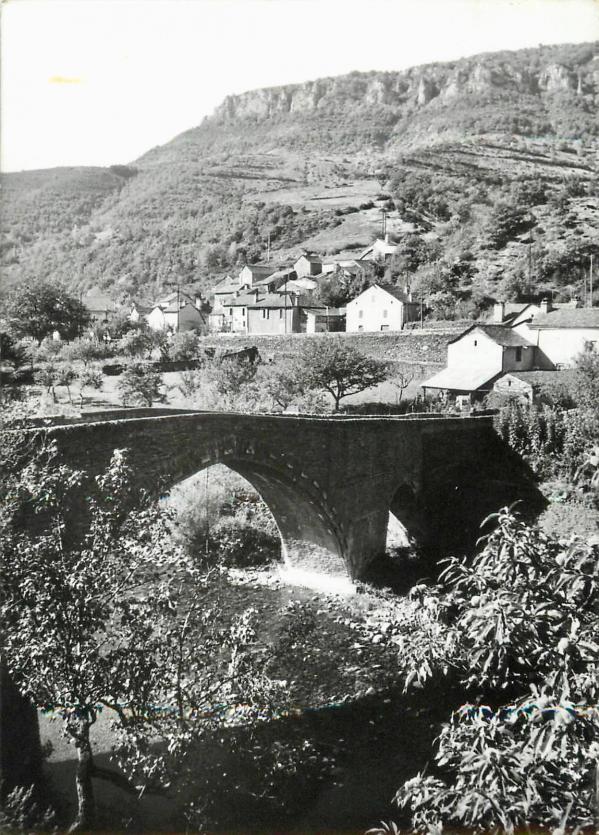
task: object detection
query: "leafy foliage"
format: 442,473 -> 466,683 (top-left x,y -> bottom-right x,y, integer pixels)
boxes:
118,361 -> 166,407
379,509 -> 599,834
4,280 -> 89,343
294,338 -> 389,411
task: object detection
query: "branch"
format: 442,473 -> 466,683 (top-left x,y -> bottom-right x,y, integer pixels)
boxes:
91,763 -> 139,795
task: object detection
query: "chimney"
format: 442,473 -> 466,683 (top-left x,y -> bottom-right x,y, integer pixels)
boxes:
493,301 -> 505,323
540,296 -> 552,315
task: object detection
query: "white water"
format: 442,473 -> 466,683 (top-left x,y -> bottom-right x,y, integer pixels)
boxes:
277,563 -> 356,595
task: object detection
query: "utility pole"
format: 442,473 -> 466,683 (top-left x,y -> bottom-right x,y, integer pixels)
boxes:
267,232 -> 271,263
590,253 -> 594,308
381,209 -> 387,240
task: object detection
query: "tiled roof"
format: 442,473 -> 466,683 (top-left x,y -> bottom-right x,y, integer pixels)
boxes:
295,254 -> 322,264
240,264 -> 274,276
449,324 -> 532,347
214,281 -> 240,295
502,370 -> 577,386
528,308 -> 599,329
375,284 -> 413,303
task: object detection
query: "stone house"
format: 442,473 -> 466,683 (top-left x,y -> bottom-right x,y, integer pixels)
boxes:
305,307 -> 346,333
345,284 -> 419,332
492,369 -> 577,404
247,293 -> 301,334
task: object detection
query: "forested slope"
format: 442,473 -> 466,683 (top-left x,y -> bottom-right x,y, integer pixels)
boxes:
1,41 -> 598,313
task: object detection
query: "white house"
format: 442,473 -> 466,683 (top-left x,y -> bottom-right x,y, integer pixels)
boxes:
294,254 -> 323,278
421,324 -> 536,401
513,300 -> 599,367
345,284 -> 419,332
360,235 -> 398,263
147,292 -> 207,333
238,264 -> 275,288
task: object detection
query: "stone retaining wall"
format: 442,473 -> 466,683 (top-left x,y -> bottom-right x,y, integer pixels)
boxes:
200,329 -> 460,365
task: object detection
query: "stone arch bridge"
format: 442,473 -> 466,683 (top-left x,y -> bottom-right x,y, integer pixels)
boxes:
40,408 -> 543,579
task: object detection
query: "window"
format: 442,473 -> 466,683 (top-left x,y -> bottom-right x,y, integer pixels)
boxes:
515,347 -> 522,362
383,310 -> 388,318
358,325 -> 364,331
279,309 -> 284,319
474,340 -> 477,347
380,325 -> 389,331
262,309 -> 267,319
229,308 -> 233,316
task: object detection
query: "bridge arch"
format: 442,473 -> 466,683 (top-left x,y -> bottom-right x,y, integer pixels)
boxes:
164,437 -> 348,578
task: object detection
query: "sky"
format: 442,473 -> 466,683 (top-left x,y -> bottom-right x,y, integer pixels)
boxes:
2,0 -> 599,172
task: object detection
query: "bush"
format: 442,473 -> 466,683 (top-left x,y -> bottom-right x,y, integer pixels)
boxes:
118,361 -> 166,407
378,509 -> 599,834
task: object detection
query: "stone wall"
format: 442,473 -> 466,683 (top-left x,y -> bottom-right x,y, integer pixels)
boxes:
200,329 -> 461,366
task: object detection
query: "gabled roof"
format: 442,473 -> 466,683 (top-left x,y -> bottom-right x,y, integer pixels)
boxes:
153,300 -> 200,314
239,263 -> 274,276
295,254 -> 322,264
528,308 -> 599,329
213,280 -> 240,295
449,324 -> 532,348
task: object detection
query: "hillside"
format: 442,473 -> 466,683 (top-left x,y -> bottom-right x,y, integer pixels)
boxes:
1,41 -> 598,313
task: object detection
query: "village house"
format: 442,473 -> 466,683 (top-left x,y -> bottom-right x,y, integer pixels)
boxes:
147,291 -> 207,333
492,369 -> 577,404
238,263 -> 276,288
512,299 -> 599,367
421,324 -> 536,402
360,234 -> 398,263
294,254 -> 323,278
305,306 -> 346,333
345,284 -> 419,332
246,293 -> 301,335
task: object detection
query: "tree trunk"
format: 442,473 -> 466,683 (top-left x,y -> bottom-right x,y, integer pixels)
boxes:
69,730 -> 95,832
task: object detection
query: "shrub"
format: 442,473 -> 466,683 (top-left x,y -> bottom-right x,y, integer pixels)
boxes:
118,361 -> 166,407
378,509 -> 599,834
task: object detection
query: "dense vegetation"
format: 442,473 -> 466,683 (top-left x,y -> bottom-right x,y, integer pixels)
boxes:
1,42 -> 598,316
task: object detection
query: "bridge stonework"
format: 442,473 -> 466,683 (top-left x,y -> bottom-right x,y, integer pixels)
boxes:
42,410 -> 543,579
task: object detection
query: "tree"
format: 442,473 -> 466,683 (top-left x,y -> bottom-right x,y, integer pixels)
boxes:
256,359 -> 308,412
295,339 -> 389,411
171,330 -> 200,361
120,326 -> 155,360
205,355 -> 259,409
76,364 -> 104,408
4,281 -> 90,343
118,362 -> 166,407
0,435 -> 289,831
373,509 -> 599,834
388,369 -> 414,404
484,202 -> 536,250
